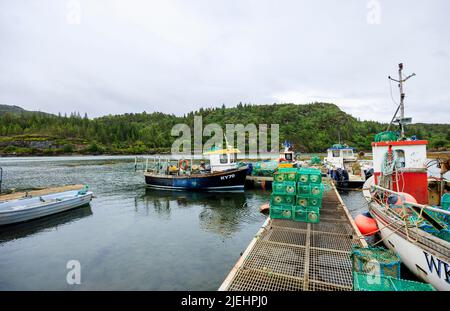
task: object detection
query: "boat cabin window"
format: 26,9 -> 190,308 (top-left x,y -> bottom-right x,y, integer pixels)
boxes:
342,150 -> 353,157
285,153 -> 293,161
395,149 -> 406,167
332,150 -> 340,157
220,153 -> 228,164
230,153 -> 237,163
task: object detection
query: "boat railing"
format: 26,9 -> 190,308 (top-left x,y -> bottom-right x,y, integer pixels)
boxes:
372,185 -> 450,216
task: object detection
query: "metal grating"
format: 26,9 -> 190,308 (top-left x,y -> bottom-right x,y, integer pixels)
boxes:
307,280 -> 352,291
308,248 -> 353,288
228,268 -> 305,291
310,221 -> 354,235
261,227 -> 307,246
311,231 -> 359,252
223,186 -> 361,291
271,218 -> 308,231
244,240 -> 306,278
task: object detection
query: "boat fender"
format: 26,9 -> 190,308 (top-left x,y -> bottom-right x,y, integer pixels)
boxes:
355,214 -> 378,236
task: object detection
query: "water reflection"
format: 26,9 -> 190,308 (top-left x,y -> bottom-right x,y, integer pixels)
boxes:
140,189 -> 264,236
0,205 -> 93,243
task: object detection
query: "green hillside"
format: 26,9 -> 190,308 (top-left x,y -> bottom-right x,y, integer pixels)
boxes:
0,103 -> 448,155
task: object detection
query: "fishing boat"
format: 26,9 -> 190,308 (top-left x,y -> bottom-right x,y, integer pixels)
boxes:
324,144 -> 373,189
361,63 -> 450,291
0,186 -> 93,226
144,147 -> 248,191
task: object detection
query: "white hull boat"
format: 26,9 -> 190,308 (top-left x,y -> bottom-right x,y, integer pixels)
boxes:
357,63 -> 450,291
0,189 -> 93,226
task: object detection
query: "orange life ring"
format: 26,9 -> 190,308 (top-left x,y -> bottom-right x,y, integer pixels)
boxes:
278,158 -> 287,163
179,159 -> 190,170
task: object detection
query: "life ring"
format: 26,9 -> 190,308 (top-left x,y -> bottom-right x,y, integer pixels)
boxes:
278,158 -> 287,163
179,159 -> 190,170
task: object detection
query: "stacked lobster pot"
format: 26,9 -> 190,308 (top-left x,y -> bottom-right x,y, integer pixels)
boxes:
270,168 -> 324,223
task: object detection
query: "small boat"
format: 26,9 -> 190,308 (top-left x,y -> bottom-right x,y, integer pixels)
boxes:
324,144 -> 373,189
144,147 -> 248,191
0,187 -> 93,226
363,63 -> 450,291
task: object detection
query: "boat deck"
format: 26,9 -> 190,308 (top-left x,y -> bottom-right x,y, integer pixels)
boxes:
0,185 -> 84,202
219,184 -> 367,291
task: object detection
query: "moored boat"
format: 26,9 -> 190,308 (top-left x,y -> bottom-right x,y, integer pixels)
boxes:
0,187 -> 93,226
362,63 -> 450,291
324,144 -> 373,189
144,147 -> 248,191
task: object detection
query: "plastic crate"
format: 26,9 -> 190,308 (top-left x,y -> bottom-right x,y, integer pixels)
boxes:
293,206 -> 307,222
272,181 -> 297,195
293,206 -> 320,223
274,168 -> 298,182
296,195 -> 322,209
270,204 -> 293,220
297,184 -> 311,195
310,184 -> 324,197
296,167 -> 322,184
270,194 -> 296,205
353,272 -> 435,291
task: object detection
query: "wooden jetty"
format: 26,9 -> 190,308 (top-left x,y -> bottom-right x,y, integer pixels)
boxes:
0,184 -> 85,202
219,183 -> 367,291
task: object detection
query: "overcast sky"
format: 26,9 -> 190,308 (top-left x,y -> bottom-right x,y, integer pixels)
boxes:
0,0 -> 449,123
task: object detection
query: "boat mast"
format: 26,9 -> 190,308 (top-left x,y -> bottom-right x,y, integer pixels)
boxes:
387,63 -> 416,139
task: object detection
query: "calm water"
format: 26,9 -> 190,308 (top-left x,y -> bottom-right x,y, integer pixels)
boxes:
0,156 -> 442,290
0,156 -> 270,290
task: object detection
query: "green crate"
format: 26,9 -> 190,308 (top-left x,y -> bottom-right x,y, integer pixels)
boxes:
270,194 -> 296,205
310,184 -> 324,197
296,195 -> 322,208
274,170 -> 297,182
353,272 -> 435,291
306,207 -> 320,223
293,206 -> 320,223
293,206 -> 307,222
272,181 -> 297,195
296,167 -> 322,184
270,204 -> 293,220
297,184 -> 311,195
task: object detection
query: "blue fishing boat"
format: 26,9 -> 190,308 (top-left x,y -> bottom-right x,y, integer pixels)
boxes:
144,148 -> 248,191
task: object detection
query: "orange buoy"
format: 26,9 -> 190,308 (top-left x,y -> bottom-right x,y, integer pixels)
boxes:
355,214 -> 378,236
387,192 -> 417,206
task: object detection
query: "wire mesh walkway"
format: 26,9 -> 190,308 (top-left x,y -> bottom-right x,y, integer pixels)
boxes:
219,184 -> 367,291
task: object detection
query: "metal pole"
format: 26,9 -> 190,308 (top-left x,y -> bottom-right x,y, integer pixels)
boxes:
0,167 -> 3,194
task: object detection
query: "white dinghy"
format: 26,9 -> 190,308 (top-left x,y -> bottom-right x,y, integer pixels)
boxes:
0,187 -> 93,226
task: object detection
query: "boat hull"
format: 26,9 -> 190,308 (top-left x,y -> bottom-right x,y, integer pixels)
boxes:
370,202 -> 450,291
145,167 -> 248,191
0,191 -> 93,226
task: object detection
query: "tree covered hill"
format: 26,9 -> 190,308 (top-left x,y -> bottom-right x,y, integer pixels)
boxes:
0,103 -> 448,155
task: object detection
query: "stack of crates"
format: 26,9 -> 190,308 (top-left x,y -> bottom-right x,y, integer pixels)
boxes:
270,167 -> 324,223
294,168 -> 323,223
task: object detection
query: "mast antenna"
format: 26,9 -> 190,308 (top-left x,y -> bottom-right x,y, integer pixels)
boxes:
387,63 -> 416,139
